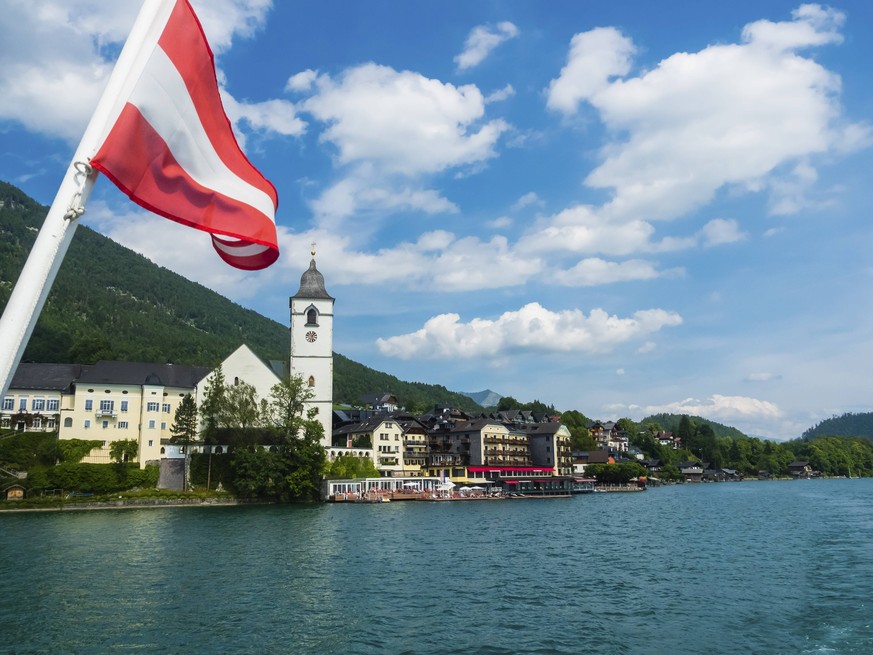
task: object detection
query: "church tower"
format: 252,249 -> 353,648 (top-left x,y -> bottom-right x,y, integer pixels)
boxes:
289,248 -> 334,448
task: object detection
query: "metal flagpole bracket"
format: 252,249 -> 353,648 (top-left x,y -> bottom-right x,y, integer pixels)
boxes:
65,161 -> 94,221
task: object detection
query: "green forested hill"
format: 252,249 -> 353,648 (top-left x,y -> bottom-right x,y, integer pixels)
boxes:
801,413 -> 873,441
0,181 -> 480,411
639,412 -> 749,439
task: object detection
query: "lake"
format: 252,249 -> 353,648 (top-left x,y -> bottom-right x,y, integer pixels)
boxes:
1,478 -> 871,654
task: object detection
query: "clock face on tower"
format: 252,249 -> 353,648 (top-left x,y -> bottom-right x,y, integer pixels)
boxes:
305,330 -> 318,343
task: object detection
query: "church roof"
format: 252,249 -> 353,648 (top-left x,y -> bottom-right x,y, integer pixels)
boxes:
292,258 -> 333,300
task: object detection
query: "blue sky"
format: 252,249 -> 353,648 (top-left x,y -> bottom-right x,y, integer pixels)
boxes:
1,1 -> 872,439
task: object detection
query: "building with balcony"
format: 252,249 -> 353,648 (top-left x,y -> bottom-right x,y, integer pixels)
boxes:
59,361 -> 211,465
523,421 -> 573,476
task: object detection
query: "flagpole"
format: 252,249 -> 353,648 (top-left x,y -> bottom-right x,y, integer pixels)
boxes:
0,0 -> 173,400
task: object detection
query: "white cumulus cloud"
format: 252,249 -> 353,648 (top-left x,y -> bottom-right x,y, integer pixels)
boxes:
546,4 -> 870,225
376,302 -> 682,359
455,21 -> 519,71
299,63 -> 509,175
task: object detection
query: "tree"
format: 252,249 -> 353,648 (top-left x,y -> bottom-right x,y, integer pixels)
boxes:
615,417 -> 637,436
170,393 -> 198,445
326,455 -> 379,479
227,374 -> 327,502
264,374 -> 310,433
497,396 -> 520,411
586,461 -> 647,484
109,439 -> 138,464
200,364 -> 227,442
677,415 -> 694,452
559,409 -> 596,451
223,380 -> 261,430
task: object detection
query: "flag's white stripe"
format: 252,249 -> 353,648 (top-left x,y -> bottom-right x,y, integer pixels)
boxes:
129,45 -> 276,224
91,1 -> 177,157
211,238 -> 272,256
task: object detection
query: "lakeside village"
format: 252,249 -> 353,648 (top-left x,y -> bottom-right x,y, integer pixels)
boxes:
1,257 -> 828,505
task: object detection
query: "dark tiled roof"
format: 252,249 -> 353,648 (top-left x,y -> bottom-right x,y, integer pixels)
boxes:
521,422 -> 561,436
448,417 -> 502,433
10,363 -> 83,391
586,450 -> 612,464
76,361 -> 211,388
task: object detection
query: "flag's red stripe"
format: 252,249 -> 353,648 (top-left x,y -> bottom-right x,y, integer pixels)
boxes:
211,237 -> 279,270
159,0 -> 278,210
91,104 -> 279,268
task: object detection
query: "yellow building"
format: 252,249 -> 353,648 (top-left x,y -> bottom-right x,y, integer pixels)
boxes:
58,361 -> 211,466
6,345 -> 284,468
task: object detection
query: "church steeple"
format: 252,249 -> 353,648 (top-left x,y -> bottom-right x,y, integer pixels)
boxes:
292,258 -> 333,300
291,243 -> 333,301
289,245 -> 334,448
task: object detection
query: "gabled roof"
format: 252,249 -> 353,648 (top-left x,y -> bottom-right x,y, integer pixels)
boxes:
586,450 -> 612,464
334,414 -> 401,436
76,361 -> 211,388
359,393 -> 399,406
521,422 -> 561,437
10,363 -> 83,392
448,417 -> 504,433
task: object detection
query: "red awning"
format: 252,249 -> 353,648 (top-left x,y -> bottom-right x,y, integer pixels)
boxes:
466,466 -> 552,473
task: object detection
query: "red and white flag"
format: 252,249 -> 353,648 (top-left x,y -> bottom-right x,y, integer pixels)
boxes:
90,0 -> 279,270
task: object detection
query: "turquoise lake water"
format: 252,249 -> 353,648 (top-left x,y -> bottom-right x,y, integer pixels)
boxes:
1,478 -> 871,654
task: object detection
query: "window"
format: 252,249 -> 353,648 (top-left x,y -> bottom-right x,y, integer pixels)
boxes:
307,376 -> 315,387
148,420 -> 156,429
102,420 -> 109,429
147,402 -> 159,412
64,417 -> 73,428
32,398 -> 45,411
148,440 -> 153,447
162,403 -> 171,413
46,418 -> 55,429
84,399 -> 93,411
120,400 -> 128,412
118,421 -> 129,429
160,422 -> 167,430
19,397 -> 28,410
47,399 -> 59,411
2,397 -> 12,410
99,400 -> 114,413
306,306 -> 318,326
33,417 -> 42,429
84,420 -> 91,429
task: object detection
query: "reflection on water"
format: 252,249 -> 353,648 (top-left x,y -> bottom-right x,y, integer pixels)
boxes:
1,479 -> 871,654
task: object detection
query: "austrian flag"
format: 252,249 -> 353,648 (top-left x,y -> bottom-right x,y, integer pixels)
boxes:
90,0 -> 279,270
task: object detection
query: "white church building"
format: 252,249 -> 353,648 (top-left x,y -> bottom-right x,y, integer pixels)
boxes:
3,254 -> 338,464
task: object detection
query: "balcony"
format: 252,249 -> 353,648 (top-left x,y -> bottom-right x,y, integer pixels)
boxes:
95,410 -> 117,419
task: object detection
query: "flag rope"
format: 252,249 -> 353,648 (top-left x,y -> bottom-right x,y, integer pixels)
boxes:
65,161 -> 93,220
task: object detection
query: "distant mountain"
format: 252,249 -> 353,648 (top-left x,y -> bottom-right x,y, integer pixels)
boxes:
0,180 -> 481,413
801,412 -> 873,441
640,413 -> 750,440
461,389 -> 503,408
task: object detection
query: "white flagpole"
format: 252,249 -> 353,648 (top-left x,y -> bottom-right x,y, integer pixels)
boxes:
0,0 -> 173,400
